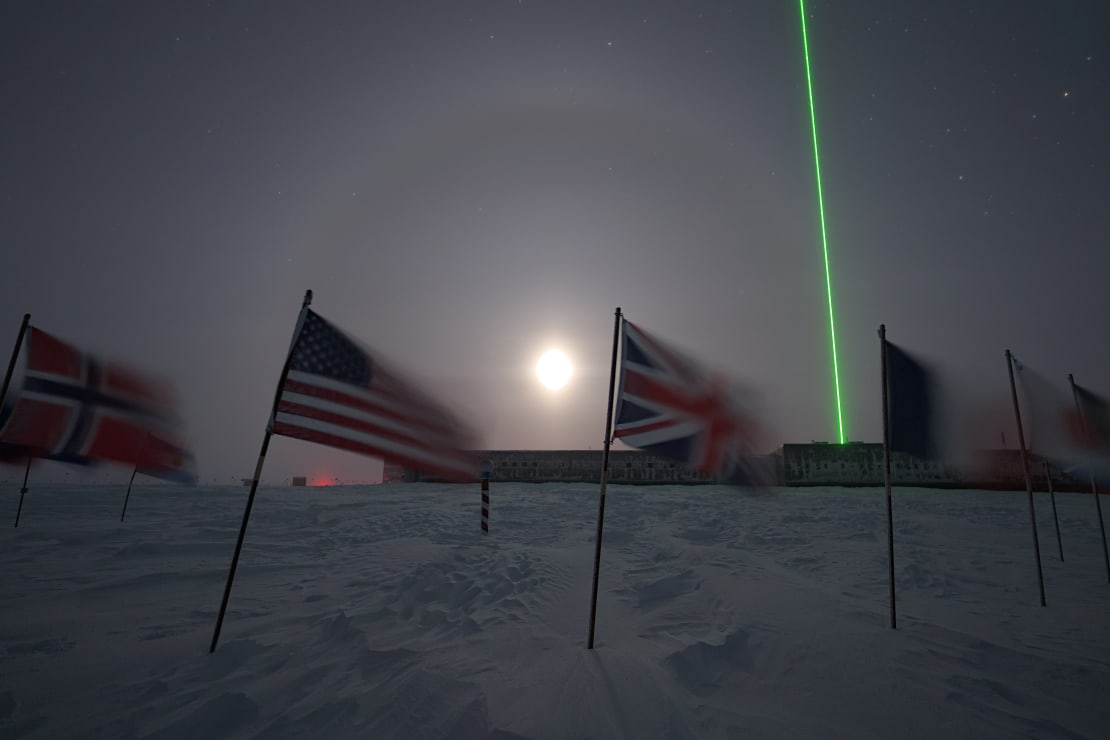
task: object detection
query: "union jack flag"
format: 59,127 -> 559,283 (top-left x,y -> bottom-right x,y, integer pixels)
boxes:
612,319 -> 768,483
0,326 -> 195,482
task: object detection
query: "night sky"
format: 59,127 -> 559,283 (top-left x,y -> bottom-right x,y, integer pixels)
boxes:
2,1 -> 1107,484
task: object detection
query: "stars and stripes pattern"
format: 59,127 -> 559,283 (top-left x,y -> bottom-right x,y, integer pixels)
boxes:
271,309 -> 476,482
0,326 -> 195,481
612,319 -> 765,483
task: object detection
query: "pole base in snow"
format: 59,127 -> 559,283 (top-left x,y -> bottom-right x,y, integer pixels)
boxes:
14,488 -> 27,528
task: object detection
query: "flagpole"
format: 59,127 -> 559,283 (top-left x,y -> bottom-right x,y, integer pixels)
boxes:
1043,461 -> 1063,562
1068,373 -> 1110,582
587,306 -> 622,649
0,313 -> 30,413
1006,350 -> 1046,606
13,456 -> 31,528
5,315 -> 31,529
119,429 -> 151,522
878,325 -> 896,629
120,465 -> 139,522
210,290 -> 313,653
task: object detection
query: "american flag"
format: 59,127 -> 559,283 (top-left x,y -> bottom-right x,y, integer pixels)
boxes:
0,326 -> 195,481
271,309 -> 476,482
613,320 -> 767,483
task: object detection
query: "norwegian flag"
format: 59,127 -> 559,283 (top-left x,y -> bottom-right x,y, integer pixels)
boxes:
0,326 -> 195,481
613,320 -> 768,483
271,309 -> 476,482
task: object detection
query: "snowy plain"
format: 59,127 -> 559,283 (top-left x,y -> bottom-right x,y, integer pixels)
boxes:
2,481 -> 1109,739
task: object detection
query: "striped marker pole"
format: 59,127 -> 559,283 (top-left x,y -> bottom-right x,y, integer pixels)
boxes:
480,459 -> 491,535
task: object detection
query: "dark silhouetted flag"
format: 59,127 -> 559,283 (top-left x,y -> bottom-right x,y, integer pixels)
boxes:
0,326 -> 194,478
1012,356 -> 1074,460
1073,384 -> 1110,455
271,310 -> 476,481
612,320 -> 768,483
886,342 -> 936,458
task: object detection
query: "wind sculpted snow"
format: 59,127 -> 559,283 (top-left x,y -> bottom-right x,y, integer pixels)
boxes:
2,483 -> 1108,738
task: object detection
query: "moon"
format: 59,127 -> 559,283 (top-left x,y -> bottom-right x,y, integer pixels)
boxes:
536,349 -> 573,390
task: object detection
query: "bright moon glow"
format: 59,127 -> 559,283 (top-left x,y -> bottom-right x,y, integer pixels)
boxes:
536,349 -> 573,390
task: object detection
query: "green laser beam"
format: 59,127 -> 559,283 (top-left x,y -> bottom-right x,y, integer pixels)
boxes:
798,0 -> 846,444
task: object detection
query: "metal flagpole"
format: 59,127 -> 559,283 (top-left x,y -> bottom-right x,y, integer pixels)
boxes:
120,465 -> 139,522
120,430 -> 150,522
878,325 -> 896,629
587,306 -> 622,649
1068,374 -> 1109,582
1043,461 -> 1063,562
1006,350 -> 1046,606
4,314 -> 32,529
14,456 -> 31,528
0,313 -> 29,412
210,290 -> 313,653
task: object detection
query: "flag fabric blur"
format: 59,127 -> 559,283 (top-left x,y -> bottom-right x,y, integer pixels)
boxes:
0,326 -> 193,475
1012,357 -> 1075,460
886,342 -> 936,459
612,319 -> 766,483
135,431 -> 198,484
1072,384 -> 1110,455
1070,380 -> 1110,582
271,309 -> 475,482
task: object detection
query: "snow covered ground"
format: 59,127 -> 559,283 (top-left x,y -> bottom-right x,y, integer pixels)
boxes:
2,482 -> 1108,739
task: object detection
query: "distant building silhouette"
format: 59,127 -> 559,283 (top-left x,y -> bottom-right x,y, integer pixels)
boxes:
387,444 -> 1097,491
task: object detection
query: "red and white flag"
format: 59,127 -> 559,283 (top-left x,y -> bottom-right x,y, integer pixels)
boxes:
613,319 -> 770,484
0,325 -> 195,482
271,309 -> 476,482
